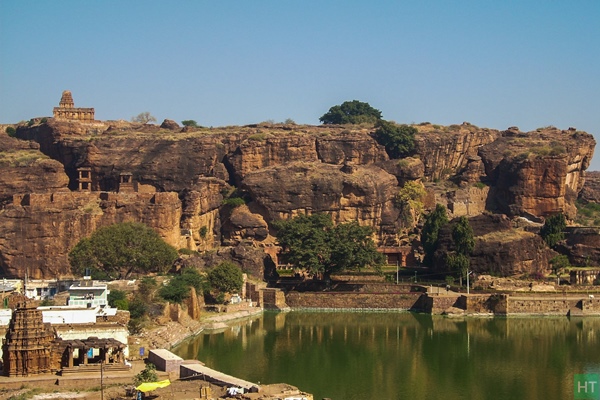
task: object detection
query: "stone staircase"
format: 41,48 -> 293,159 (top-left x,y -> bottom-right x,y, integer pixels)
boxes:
60,363 -> 130,375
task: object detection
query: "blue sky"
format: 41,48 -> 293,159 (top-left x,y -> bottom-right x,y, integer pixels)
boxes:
2,1 -> 600,168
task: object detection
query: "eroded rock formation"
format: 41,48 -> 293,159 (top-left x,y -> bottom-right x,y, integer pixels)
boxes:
0,118 -> 596,279
479,127 -> 595,218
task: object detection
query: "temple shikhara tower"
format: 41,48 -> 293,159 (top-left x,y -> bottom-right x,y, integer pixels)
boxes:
52,90 -> 95,121
1,304 -> 60,376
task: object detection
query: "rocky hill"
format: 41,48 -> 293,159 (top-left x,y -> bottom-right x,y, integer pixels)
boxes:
0,119 -> 596,279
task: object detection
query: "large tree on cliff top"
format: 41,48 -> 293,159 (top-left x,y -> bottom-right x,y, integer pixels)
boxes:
319,100 -> 382,125
69,222 -> 178,279
274,214 -> 384,279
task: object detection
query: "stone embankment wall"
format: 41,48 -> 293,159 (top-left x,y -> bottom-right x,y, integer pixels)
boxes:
285,292 -> 422,310
433,293 -> 600,316
285,290 -> 600,316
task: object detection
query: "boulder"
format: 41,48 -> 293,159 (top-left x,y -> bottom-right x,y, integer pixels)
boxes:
160,119 -> 180,131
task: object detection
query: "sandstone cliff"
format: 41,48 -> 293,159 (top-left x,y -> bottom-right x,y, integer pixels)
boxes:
1,119 -> 596,279
479,127 -> 595,219
0,192 -> 182,279
0,134 -> 69,207
433,214 -> 555,276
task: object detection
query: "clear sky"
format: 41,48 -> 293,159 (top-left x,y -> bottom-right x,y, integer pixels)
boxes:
1,1 -> 599,168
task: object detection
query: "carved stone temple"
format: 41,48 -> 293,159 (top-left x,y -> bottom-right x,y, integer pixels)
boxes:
2,302 -> 128,376
53,90 -> 95,121
1,304 -> 60,376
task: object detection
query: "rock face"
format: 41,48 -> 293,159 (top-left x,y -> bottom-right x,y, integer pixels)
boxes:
580,171 -> 600,203
479,127 -> 595,218
1,119 -> 596,279
242,162 -> 402,237
434,214 -> 554,276
0,192 -> 182,279
414,123 -> 500,181
560,227 -> 600,267
0,134 -> 69,207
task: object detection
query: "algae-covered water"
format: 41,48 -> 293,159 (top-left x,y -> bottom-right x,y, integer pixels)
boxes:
173,311 -> 600,400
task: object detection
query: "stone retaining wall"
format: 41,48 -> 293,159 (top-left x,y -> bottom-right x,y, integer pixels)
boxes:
285,292 -> 421,310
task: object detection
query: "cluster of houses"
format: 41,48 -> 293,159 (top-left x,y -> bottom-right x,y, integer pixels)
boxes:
0,276 -> 130,376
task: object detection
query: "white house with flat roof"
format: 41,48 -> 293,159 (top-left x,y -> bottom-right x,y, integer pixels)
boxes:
68,277 -> 109,307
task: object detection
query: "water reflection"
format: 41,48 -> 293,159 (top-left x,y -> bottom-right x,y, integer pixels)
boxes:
173,312 -> 600,400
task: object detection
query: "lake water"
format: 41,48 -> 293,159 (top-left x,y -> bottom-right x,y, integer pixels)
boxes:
172,311 -> 600,400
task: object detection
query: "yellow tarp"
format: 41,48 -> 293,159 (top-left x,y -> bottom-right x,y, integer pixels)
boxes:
136,379 -> 171,392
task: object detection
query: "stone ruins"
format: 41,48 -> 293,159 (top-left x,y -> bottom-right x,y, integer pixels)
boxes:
53,90 -> 95,122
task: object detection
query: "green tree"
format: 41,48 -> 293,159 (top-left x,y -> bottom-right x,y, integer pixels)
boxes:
274,214 -> 333,277
550,255 -> 570,284
159,268 -> 206,303
374,120 -> 417,158
421,204 -> 449,267
128,297 -> 147,319
274,214 -> 384,279
137,276 -> 158,303
5,126 -> 16,137
452,216 -> 475,256
133,363 -> 158,386
329,222 -> 385,275
207,262 -> 244,294
319,100 -> 382,125
395,181 -> 426,226
449,216 -> 475,279
446,253 -> 470,276
541,213 -> 566,247
181,120 -> 199,127
131,112 -> 157,124
108,289 -> 128,309
68,222 -> 178,279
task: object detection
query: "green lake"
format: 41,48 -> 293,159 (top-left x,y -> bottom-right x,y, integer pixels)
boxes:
172,311 -> 600,400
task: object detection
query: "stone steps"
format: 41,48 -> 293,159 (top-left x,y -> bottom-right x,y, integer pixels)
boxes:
60,364 -> 129,375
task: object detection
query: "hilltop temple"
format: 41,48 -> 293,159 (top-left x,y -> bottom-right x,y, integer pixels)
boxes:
52,90 -> 95,121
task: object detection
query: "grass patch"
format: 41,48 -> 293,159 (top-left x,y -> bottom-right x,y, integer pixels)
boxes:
0,150 -> 49,167
478,229 -> 534,243
248,133 -> 268,141
575,200 -> 600,226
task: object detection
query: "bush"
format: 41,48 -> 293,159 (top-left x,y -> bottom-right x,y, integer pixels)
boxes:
374,120 -> 417,159
133,363 -> 158,386
128,297 -> 147,319
5,127 -> 16,137
222,197 -> 245,207
159,268 -> 206,303
181,120 -> 199,127
108,289 -> 128,308
199,226 -> 208,238
114,299 -> 129,310
137,277 -> 157,302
